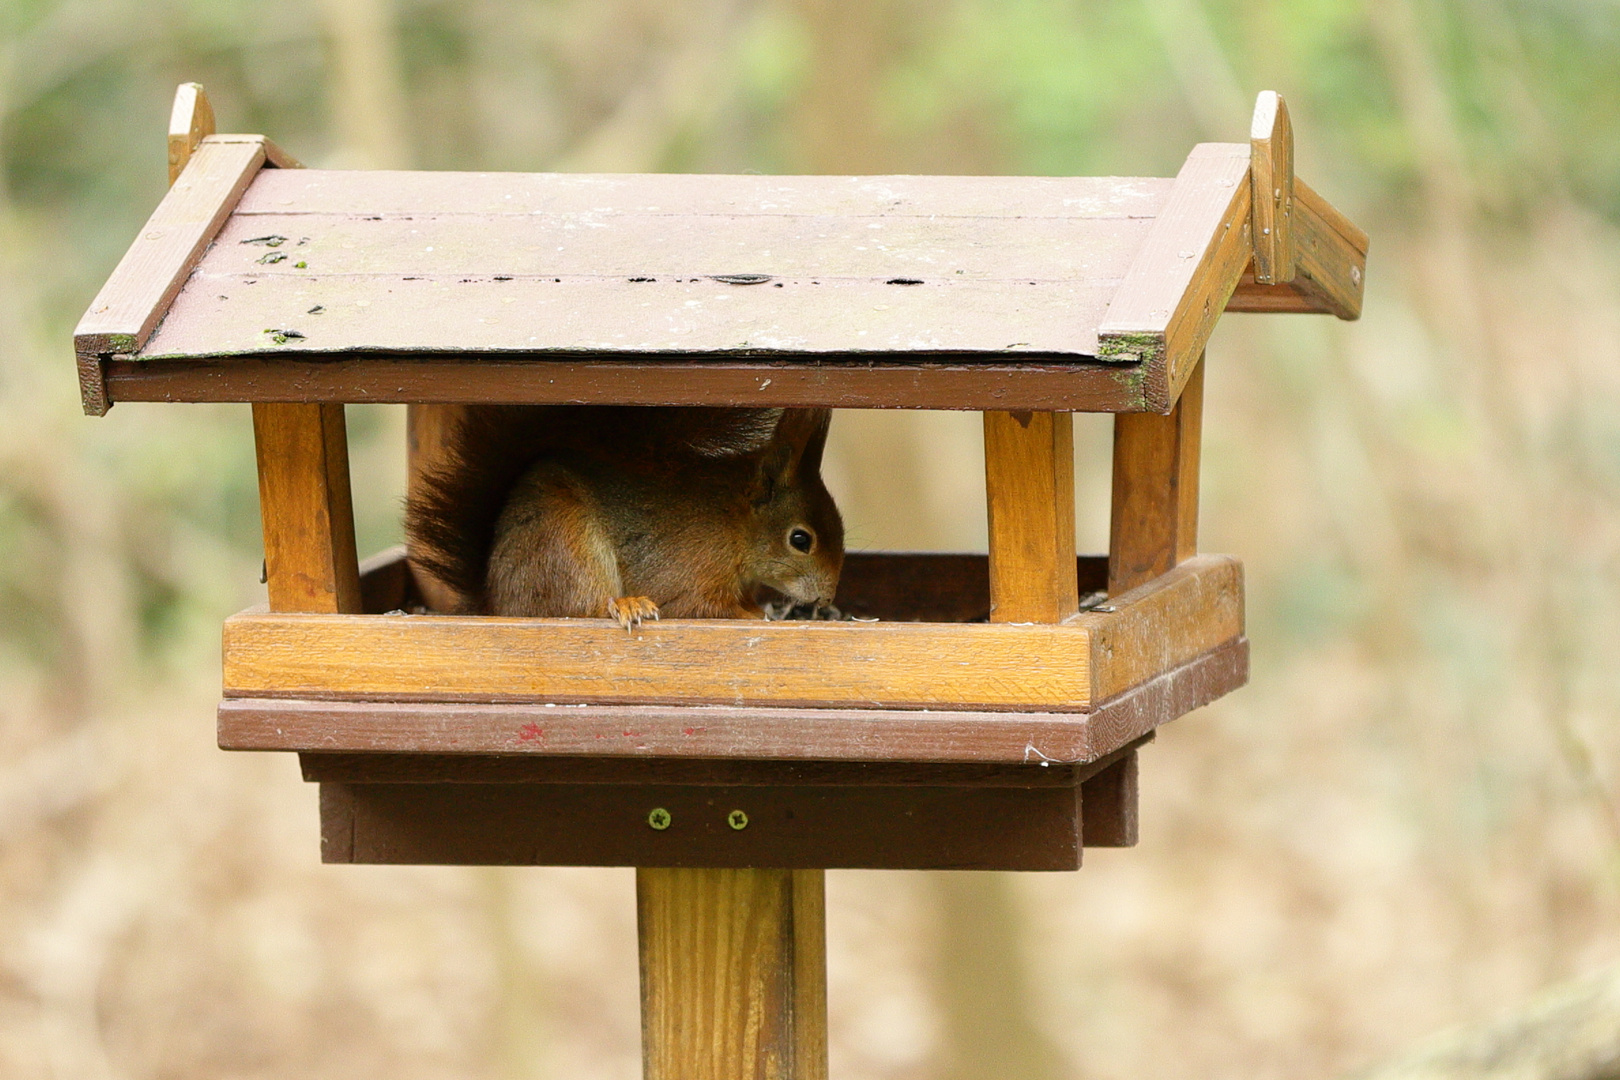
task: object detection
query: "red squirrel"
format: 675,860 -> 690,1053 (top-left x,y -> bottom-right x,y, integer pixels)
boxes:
405,406 -> 844,628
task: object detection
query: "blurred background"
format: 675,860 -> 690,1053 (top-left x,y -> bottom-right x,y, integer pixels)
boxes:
3,0 -> 1620,1077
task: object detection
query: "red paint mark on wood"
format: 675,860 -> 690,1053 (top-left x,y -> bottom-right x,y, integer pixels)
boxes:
517,722 -> 544,742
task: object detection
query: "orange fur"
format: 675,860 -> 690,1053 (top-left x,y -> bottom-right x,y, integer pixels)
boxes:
406,407 -> 844,622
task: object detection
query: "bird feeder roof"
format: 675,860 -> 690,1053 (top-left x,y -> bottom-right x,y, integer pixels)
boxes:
75,101 -> 1365,416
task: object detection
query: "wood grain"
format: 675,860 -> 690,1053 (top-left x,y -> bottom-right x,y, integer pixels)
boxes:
220,554 -> 1241,716
1108,356 -> 1204,596
224,607 -> 1096,709
1093,553 -> 1243,707
984,410 -> 1078,623
639,868 -> 827,1080
252,402 -> 362,613
1249,91 -> 1295,285
141,273 -> 1125,361
1096,143 -> 1252,411
233,169 -> 1172,219
1291,177 -> 1368,320
218,557 -> 1237,744
167,83 -> 216,187
297,754 -> 1090,787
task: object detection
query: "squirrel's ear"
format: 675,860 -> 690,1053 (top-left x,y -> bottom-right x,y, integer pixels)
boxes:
752,409 -> 831,505
794,408 -> 831,477
770,408 -> 831,478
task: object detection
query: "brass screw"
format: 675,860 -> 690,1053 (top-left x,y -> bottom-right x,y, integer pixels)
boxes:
647,808 -> 672,831
727,810 -> 749,831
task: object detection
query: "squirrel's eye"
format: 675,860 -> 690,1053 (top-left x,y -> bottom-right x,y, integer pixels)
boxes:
788,527 -> 814,553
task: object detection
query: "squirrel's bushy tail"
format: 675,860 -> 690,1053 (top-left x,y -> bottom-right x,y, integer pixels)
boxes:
404,405 -> 790,612
405,405 -> 555,611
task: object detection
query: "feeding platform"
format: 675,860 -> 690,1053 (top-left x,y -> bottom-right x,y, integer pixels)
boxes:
77,83 -> 1366,1078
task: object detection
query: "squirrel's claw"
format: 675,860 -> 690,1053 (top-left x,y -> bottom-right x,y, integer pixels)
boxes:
608,596 -> 660,632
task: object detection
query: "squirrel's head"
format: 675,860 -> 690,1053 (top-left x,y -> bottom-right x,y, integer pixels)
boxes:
743,408 -> 844,607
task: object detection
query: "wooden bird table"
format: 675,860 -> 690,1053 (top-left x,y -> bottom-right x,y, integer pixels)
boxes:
76,85 -> 1366,1079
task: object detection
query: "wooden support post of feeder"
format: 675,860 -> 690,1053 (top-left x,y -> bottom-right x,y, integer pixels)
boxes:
639,868 -> 828,1080
1109,355 -> 1203,596
1097,352 -> 1205,844
984,410 -> 1079,624
253,402 -> 362,614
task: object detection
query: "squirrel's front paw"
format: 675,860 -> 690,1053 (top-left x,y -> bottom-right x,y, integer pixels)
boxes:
607,596 -> 660,632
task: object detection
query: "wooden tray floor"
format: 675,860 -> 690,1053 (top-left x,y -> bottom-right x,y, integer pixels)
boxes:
220,550 -> 1246,763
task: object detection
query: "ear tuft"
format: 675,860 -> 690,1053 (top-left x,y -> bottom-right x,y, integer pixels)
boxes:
773,409 -> 832,478
749,409 -> 832,505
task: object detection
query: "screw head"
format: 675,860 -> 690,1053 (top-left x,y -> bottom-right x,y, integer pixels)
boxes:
647,808 -> 672,831
727,810 -> 749,831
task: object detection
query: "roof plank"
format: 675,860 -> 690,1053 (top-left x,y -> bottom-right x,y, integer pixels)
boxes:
74,136 -> 266,357
235,169 -> 1171,220
138,171 -> 1167,362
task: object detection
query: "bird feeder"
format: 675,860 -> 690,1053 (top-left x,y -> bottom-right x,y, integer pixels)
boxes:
75,83 -> 1367,1079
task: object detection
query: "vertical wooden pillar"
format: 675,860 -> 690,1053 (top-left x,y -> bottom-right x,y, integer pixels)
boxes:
1108,355 -> 1204,596
983,410 -> 1079,624
406,404 -> 466,612
638,868 -> 828,1080
253,402 -> 362,614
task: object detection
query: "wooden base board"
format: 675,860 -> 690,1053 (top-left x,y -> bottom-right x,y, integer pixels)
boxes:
285,634 -> 1242,869
314,742 -> 1144,871
318,776 -> 1083,870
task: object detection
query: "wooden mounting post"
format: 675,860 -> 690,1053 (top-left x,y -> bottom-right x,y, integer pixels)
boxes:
983,410 -> 1079,624
1108,354 -> 1204,596
406,404 -> 467,612
1250,90 -> 1295,285
638,868 -> 828,1080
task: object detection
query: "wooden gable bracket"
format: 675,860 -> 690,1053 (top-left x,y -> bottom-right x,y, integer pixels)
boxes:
1097,91 -> 1370,412
74,84 -> 299,416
